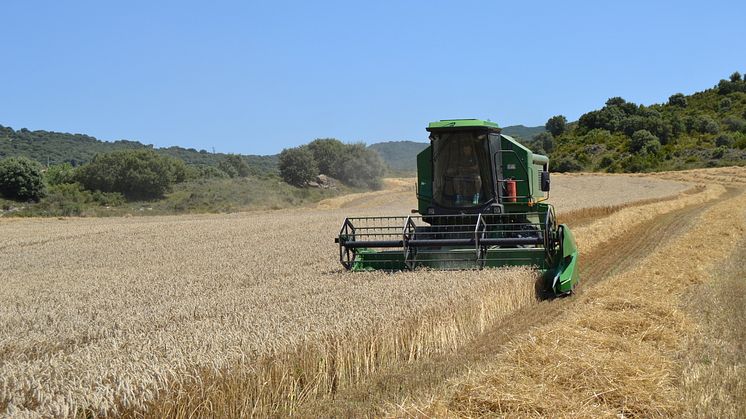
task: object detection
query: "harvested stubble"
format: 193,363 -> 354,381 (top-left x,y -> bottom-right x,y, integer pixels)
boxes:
395,169 -> 745,417
0,173 -> 692,417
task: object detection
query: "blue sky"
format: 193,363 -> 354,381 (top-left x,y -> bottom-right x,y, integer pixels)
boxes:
1,1 -> 744,155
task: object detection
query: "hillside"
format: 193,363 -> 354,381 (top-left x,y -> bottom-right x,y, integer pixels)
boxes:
547,72 -> 746,172
0,125 -> 278,173
368,141 -> 428,172
501,124 -> 546,140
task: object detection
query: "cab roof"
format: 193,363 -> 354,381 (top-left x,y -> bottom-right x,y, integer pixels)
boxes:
426,119 -> 501,132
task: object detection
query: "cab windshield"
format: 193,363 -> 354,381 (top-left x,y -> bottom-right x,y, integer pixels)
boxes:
432,132 -> 493,208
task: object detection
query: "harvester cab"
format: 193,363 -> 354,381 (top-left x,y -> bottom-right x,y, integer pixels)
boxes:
335,119 -> 579,295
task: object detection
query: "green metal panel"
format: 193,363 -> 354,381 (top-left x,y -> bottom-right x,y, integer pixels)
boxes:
350,247 -> 547,271
500,134 -> 548,203
416,145 -> 432,214
427,119 -> 500,130
500,135 -> 531,203
554,224 -> 579,294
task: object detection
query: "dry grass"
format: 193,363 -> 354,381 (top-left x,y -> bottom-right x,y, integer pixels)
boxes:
680,239 -> 746,418
557,184 -> 704,226
0,172 -> 695,417
396,169 -> 746,417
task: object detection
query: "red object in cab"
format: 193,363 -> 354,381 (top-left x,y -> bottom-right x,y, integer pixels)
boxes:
505,179 -> 517,202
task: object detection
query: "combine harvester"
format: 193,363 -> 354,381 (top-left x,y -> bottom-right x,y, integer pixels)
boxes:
335,119 -> 579,295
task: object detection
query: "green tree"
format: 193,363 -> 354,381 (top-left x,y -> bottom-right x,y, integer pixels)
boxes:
0,157 -> 46,201
533,132 -> 555,153
698,116 -> 720,134
45,162 -> 77,185
630,130 -> 659,153
715,134 -> 734,147
307,138 -> 346,177
278,146 -> 318,186
218,154 -> 250,178
75,149 -> 185,200
730,71 -> 742,82
719,97 -> 732,112
668,93 -> 688,107
723,117 -> 746,133
605,97 -> 627,107
545,115 -> 567,136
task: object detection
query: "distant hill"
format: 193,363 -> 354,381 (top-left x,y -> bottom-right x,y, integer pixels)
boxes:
368,141 -> 428,173
0,125 -> 278,173
501,124 -> 545,140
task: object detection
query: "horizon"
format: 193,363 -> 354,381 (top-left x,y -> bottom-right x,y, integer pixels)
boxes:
1,1 -> 744,155
0,122 -> 546,156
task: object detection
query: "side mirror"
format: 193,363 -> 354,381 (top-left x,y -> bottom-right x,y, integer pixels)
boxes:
541,171 -> 550,192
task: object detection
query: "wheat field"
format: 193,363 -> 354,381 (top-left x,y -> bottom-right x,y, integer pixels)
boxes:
0,174 -> 692,417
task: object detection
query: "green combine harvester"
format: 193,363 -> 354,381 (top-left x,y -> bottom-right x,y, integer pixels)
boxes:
335,119 -> 579,295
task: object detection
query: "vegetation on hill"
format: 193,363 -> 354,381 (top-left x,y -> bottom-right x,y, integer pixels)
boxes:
0,125 -> 277,173
532,72 -> 746,172
0,147 -> 354,217
0,157 -> 46,201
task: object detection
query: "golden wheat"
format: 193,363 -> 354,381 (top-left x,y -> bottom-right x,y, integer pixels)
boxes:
0,173 -> 693,417
394,167 -> 746,418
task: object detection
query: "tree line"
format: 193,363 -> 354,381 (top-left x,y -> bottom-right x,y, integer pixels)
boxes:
0,138 -> 387,212
0,150 -> 247,203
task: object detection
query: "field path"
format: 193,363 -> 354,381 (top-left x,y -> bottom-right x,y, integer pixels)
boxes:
315,178 -> 416,210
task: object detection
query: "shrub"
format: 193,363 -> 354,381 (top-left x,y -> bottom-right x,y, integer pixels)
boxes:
552,156 -> 583,172
722,117 -> 746,133
598,155 -> 614,168
630,130 -> 658,153
0,157 -> 45,201
278,146 -> 318,186
715,134 -> 734,147
687,115 -> 720,134
194,165 -> 230,179
718,98 -> 732,112
218,155 -> 250,178
75,149 -> 186,200
643,138 -> 661,155
545,115 -> 567,136
45,163 -> 76,185
533,132 -> 555,153
735,133 -> 746,150
36,183 -> 92,216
